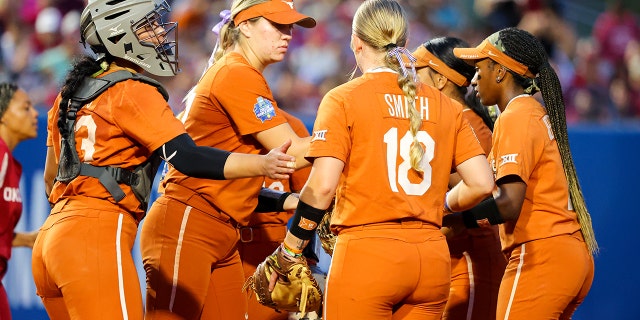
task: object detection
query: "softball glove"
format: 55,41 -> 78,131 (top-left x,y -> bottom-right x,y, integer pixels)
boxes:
316,211 -> 336,256
243,246 -> 323,317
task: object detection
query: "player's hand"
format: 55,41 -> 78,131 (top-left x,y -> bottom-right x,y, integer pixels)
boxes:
244,243 -> 322,315
283,193 -> 299,211
441,213 -> 465,239
263,140 -> 296,180
268,245 -> 304,292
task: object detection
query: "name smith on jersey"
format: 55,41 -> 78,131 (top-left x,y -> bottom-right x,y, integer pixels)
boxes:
384,94 -> 430,120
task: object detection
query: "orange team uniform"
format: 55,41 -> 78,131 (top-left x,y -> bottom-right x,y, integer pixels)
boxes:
308,69 -> 485,320
442,109 -> 507,320
140,52 -> 291,320
32,68 -> 186,320
238,110 -> 311,320
489,96 -> 594,320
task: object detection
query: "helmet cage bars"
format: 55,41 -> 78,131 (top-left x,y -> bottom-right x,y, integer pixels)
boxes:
81,0 -> 179,76
131,0 -> 179,75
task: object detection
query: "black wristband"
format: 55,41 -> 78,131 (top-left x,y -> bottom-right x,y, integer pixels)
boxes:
255,188 -> 291,213
462,210 -> 480,228
289,200 -> 325,241
461,196 -> 504,228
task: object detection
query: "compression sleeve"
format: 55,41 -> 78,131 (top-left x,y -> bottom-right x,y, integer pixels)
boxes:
156,133 -> 231,180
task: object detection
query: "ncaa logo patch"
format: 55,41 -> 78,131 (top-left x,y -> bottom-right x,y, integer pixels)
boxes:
253,97 -> 276,123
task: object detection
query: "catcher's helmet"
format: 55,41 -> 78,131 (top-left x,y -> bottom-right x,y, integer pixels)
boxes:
80,0 -> 179,76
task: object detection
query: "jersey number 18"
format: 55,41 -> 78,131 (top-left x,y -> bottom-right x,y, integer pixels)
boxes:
383,128 -> 434,196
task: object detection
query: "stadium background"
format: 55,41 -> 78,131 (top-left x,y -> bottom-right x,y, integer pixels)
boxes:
3,0 -> 640,318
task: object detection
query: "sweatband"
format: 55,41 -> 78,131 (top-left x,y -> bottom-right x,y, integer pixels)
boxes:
255,188 -> 291,213
443,192 -> 453,213
289,200 -> 325,240
461,196 -> 504,228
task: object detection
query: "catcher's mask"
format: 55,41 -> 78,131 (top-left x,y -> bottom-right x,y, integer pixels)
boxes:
80,0 -> 179,76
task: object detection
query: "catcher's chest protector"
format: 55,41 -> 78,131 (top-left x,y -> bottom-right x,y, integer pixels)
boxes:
56,70 -> 168,210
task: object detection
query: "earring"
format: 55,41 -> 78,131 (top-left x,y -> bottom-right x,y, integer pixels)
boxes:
496,77 -> 502,83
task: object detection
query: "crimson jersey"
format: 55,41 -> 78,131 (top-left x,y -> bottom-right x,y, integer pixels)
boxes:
308,70 -> 483,229
162,52 -> 288,226
489,96 -> 580,252
0,138 -> 22,270
47,68 -> 186,221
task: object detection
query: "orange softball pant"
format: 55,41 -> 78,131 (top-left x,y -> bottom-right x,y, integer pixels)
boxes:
325,221 -> 450,320
237,224 -> 289,320
496,232 -> 594,320
443,230 -> 506,320
31,198 -> 143,320
141,193 -> 246,320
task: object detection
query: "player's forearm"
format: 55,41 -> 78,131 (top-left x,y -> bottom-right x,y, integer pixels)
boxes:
287,136 -> 312,169
12,231 -> 38,248
283,232 -> 310,254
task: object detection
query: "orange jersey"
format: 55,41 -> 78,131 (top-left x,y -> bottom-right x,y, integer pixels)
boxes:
162,52 -> 288,226
248,109 -> 311,226
489,95 -> 580,252
308,70 -> 484,229
46,68 -> 185,221
463,109 -> 492,155
459,108 -> 497,238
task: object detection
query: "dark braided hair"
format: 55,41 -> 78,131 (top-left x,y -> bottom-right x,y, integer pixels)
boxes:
423,37 -> 494,131
61,56 -> 104,101
0,82 -> 19,119
498,27 -> 598,254
57,55 -> 105,136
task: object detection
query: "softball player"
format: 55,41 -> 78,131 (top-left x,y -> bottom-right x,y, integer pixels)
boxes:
0,83 -> 39,320
273,1 -> 495,319
453,27 -> 596,319
412,37 -> 507,320
140,1 -> 317,319
31,1 -> 295,319
238,110 -> 312,320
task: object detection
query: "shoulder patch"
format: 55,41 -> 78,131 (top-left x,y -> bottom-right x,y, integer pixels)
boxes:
312,130 -> 327,141
499,153 -> 518,166
253,97 -> 276,123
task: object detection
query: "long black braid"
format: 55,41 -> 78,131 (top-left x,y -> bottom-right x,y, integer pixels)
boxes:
498,27 -> 598,254
424,37 -> 494,131
57,56 -> 104,136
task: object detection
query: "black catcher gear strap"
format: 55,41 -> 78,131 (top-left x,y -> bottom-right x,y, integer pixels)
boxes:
56,70 -> 168,209
462,196 -> 504,228
289,200 -> 326,241
77,155 -> 161,210
255,188 -> 292,213
157,133 -> 231,180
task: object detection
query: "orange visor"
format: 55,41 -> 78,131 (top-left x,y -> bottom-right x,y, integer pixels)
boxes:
453,32 -> 536,79
234,0 -> 316,28
412,46 -> 470,87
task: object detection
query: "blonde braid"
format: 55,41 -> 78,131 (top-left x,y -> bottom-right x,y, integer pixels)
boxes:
354,0 -> 424,172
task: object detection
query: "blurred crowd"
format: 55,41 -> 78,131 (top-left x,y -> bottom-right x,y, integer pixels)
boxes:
1,0 -> 639,125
